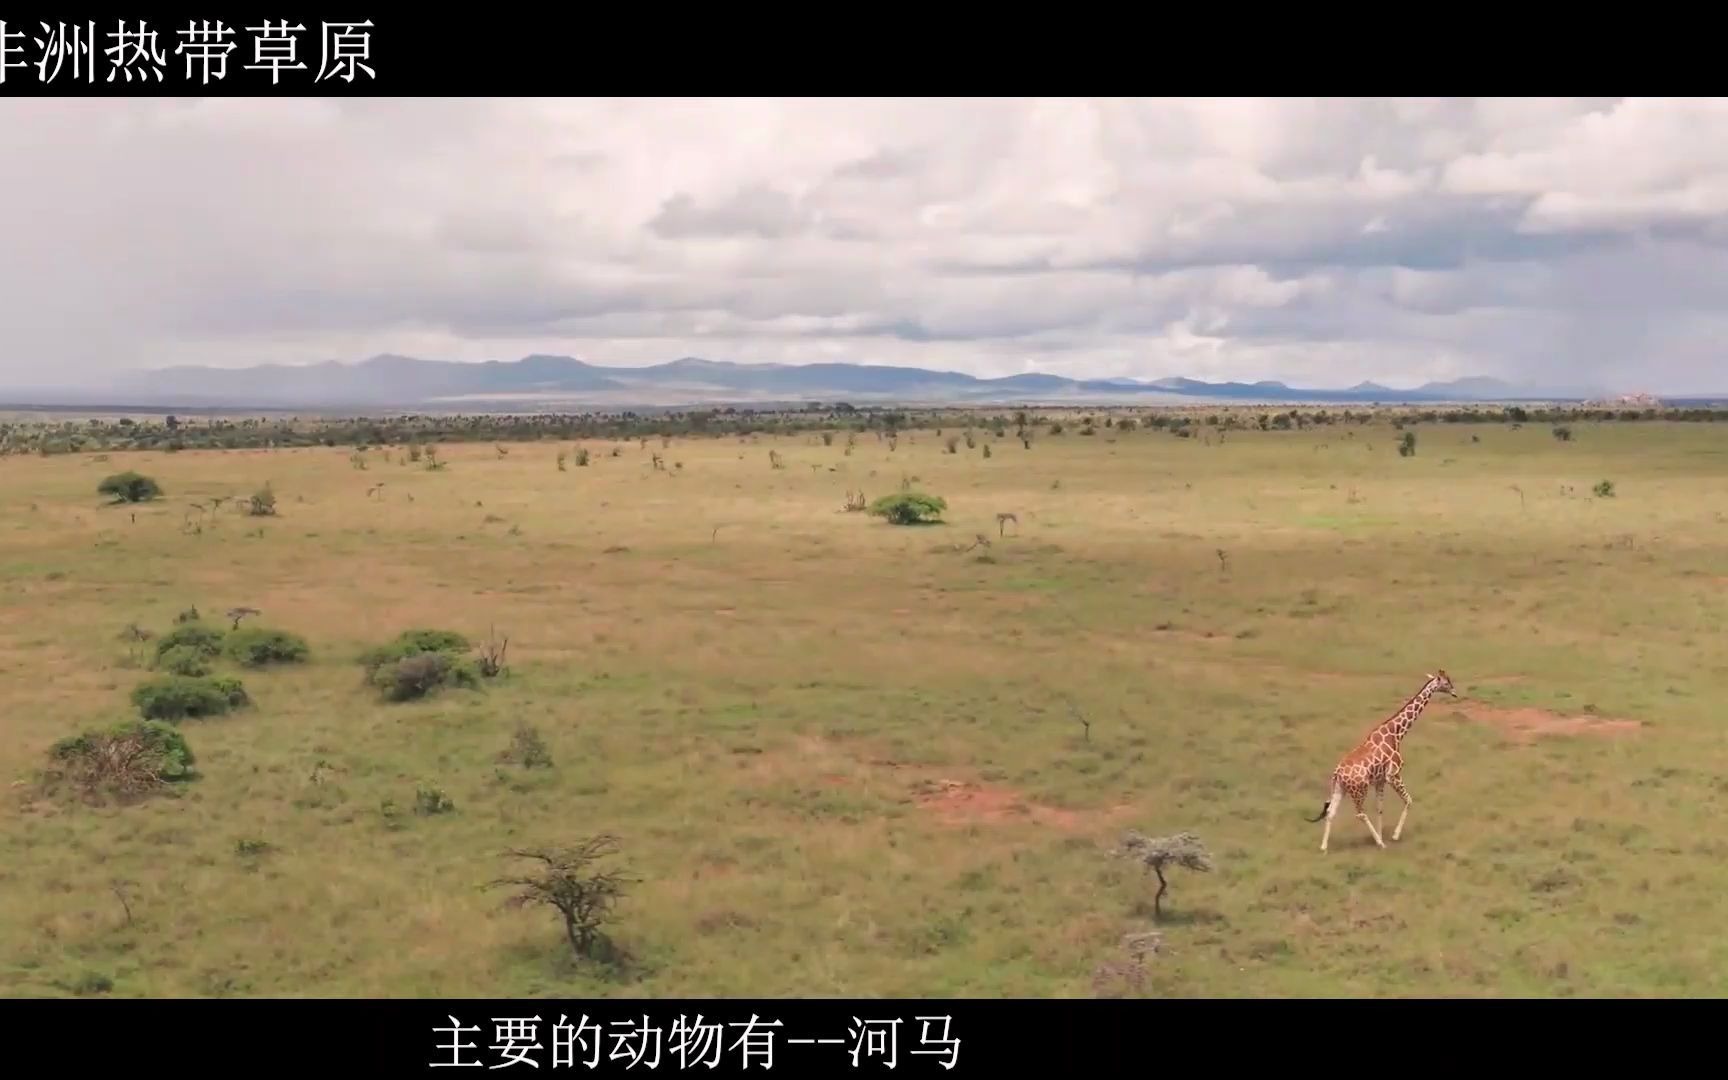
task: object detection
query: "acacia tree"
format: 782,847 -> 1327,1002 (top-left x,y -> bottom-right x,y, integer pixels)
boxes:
488,835 -> 634,962
98,471 -> 162,503
1113,830 -> 1214,921
867,491 -> 946,525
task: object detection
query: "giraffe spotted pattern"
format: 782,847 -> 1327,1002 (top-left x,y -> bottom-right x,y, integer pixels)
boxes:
1309,670 -> 1457,853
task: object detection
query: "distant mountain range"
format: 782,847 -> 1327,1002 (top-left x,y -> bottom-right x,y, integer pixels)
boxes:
19,354 -> 1629,410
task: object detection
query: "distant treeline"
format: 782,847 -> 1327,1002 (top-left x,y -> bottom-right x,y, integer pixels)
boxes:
1,401 -> 1722,456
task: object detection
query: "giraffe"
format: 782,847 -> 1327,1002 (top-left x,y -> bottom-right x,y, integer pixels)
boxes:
1307,670 -> 1458,853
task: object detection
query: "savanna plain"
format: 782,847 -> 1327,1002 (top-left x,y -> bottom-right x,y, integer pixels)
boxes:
4,410 -> 1727,998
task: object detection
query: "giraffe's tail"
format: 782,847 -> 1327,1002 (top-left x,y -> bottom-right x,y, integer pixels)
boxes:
1306,773 -> 1337,822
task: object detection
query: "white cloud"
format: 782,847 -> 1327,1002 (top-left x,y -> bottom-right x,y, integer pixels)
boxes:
1,96 -> 1725,392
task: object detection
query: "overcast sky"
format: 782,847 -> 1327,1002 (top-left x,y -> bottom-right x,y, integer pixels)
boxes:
3,97 -> 1726,392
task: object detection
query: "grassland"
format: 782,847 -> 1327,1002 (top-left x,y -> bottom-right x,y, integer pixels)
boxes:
4,413 -> 1728,998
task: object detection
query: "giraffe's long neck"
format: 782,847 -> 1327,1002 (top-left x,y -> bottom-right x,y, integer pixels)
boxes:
1378,677 -> 1442,747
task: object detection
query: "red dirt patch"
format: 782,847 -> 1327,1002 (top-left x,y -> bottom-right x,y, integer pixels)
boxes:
1448,703 -> 1642,744
908,778 -> 1136,831
912,779 -> 1084,828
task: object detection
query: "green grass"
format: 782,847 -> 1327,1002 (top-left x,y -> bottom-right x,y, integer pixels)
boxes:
3,416 -> 1728,997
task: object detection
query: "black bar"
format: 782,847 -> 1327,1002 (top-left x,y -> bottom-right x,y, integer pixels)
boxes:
0,12 -> 1707,96
0,997 -> 1717,1072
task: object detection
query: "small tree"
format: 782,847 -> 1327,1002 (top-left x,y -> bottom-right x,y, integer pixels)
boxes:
98,471 -> 162,503
246,484 -> 278,516
489,836 -> 635,962
1397,431 -> 1417,457
1113,830 -> 1215,921
867,491 -> 947,526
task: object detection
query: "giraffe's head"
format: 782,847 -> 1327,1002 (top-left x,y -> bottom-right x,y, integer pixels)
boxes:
1426,670 -> 1458,698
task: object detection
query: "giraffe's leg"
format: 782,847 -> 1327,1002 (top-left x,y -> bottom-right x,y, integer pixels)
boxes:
1350,788 -> 1385,848
1319,784 -> 1341,853
1374,780 -> 1386,838
1391,776 -> 1412,841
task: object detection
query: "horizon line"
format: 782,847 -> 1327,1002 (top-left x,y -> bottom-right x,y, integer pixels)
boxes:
117,352 -> 1638,396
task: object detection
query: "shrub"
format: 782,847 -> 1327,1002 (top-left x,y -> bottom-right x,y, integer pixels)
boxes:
224,627 -> 310,667
499,721 -> 553,769
246,484 -> 278,516
155,644 -> 212,677
98,471 -> 162,503
1552,425 -> 1573,442
132,674 -> 249,720
154,622 -> 226,661
867,491 -> 947,526
414,783 -> 455,815
359,628 -> 470,676
45,719 -> 196,801
1397,431 -> 1417,457
1594,479 -> 1616,498
210,676 -> 250,706
474,627 -> 509,678
371,651 -> 481,702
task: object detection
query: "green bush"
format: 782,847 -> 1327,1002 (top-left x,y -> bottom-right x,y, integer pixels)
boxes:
155,622 -> 226,661
867,491 -> 947,526
98,471 -> 162,503
414,783 -> 456,815
131,674 -> 250,720
46,719 -> 196,799
225,627 -> 310,667
155,644 -> 212,677
209,676 -> 250,706
359,628 -> 470,676
371,651 -> 481,702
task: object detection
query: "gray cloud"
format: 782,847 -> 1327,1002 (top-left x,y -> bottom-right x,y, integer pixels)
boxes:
1,97 -> 1726,392
650,185 -> 808,240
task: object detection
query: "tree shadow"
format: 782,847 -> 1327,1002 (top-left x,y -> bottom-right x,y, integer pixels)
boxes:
1128,900 -> 1226,927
